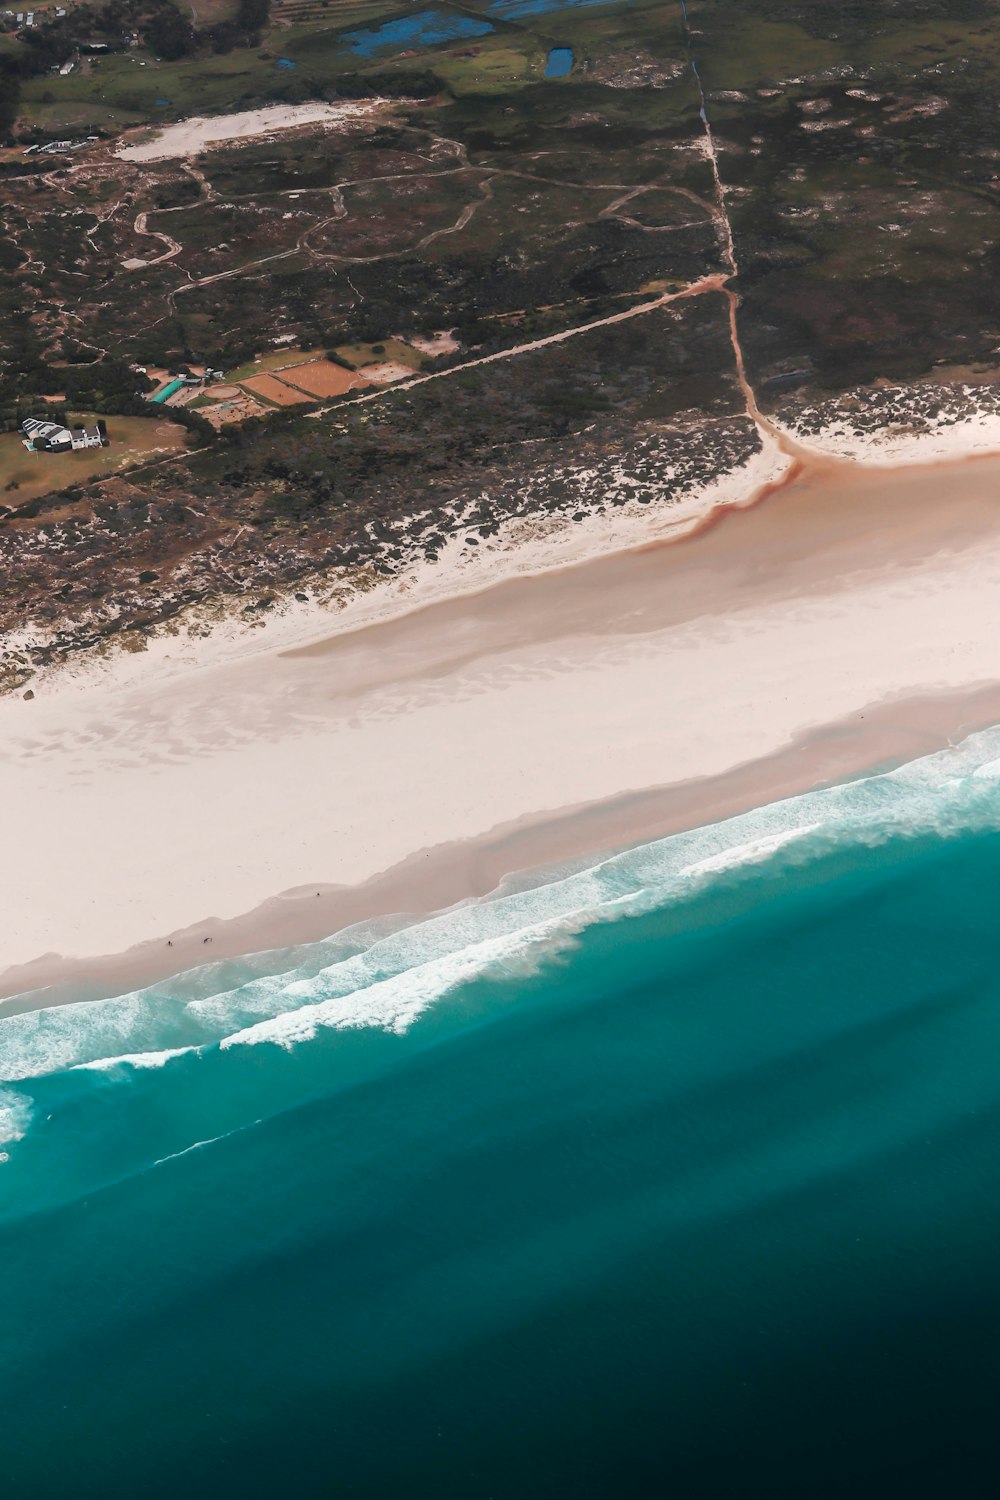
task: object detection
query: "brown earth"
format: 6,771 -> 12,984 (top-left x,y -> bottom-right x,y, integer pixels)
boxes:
240,373 -> 315,406
279,360 -> 371,398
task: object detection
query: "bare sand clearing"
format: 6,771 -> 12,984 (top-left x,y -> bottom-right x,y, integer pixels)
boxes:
360,360 -> 418,385
280,360 -> 370,398
5,448 -> 1000,1002
408,330 -> 459,358
117,101 -> 384,162
239,373 -> 313,405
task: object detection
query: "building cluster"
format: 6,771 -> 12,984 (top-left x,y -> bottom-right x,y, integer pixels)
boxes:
23,135 -> 98,154
2,7 -> 68,26
144,367 -> 226,406
21,417 -> 104,453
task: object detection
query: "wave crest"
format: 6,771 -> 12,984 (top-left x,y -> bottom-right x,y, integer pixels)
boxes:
4,724 -> 1000,1086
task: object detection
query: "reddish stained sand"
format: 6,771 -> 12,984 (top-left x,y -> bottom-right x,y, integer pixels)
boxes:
279,360 -> 371,398
240,373 -> 315,406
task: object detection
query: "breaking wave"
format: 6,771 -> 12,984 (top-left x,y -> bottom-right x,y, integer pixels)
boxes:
0,1086 -> 33,1153
3,724 -> 1000,1101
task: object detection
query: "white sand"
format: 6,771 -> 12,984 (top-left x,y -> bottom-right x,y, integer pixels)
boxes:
774,403 -> 1000,467
117,101 -> 385,162
4,449 -> 1000,984
4,436 -> 792,705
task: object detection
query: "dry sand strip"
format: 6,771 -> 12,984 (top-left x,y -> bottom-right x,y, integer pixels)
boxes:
117,101 -> 386,163
5,448 -> 1000,997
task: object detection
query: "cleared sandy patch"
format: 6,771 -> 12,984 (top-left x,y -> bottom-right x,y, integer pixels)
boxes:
361,360 -> 416,385
408,329 -> 459,357
200,394 -> 268,428
117,101 -> 384,163
240,373 -> 314,406
204,384 -> 240,399
280,360 -> 370,398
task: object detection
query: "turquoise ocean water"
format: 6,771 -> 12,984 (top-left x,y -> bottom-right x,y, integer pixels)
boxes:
5,731 -> 1000,1496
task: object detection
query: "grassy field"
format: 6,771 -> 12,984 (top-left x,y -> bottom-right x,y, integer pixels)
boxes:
335,338 -> 425,368
227,347 -> 328,380
17,0 -> 679,132
0,416 -> 188,507
694,4 -> 1000,93
269,0 -> 403,34
181,0 -> 241,23
20,46 -> 295,130
428,38 -> 546,96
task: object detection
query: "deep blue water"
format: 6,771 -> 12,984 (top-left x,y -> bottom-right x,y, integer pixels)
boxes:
544,45 -> 574,77
5,733 -> 1000,1496
341,9 -> 493,58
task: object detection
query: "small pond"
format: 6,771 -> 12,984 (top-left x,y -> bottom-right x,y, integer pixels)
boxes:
544,46 -> 574,77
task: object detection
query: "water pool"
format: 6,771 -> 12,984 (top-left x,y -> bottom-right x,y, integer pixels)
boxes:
544,46 -> 574,77
341,8 -> 494,57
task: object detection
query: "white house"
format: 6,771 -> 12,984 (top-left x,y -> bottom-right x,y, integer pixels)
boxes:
21,417 -> 104,452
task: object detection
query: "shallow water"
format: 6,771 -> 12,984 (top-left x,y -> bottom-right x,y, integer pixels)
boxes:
341,9 -> 493,57
5,731 -> 1000,1494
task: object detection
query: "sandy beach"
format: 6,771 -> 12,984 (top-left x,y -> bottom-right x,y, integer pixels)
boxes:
5,440 -> 1000,1005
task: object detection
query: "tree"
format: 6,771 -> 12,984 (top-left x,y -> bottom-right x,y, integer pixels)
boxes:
146,9 -> 197,60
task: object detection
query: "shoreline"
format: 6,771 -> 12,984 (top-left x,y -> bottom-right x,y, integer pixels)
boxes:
6,436 -> 1000,1007
4,432 -> 792,704
5,678 -> 1000,1013
10,380 -> 1000,707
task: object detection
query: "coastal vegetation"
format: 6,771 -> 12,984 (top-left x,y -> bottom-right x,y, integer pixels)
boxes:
7,0 -> 1000,673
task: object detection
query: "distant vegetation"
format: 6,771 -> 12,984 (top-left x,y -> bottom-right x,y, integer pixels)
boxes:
8,0 -> 1000,661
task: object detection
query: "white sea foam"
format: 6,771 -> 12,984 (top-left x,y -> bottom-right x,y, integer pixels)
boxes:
5,725 -> 1000,1081
153,1133 -> 226,1167
219,918 -> 587,1051
0,1086 -> 33,1151
680,824 -> 822,881
74,1046 -> 195,1073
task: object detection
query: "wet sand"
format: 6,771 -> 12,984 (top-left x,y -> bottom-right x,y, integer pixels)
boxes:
4,448 -> 1000,1007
